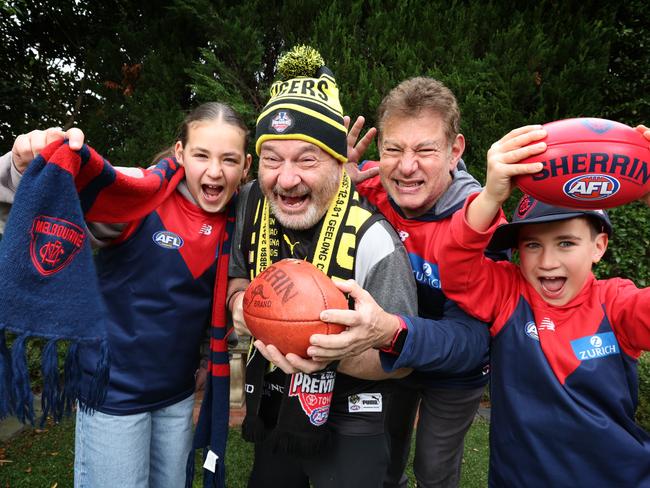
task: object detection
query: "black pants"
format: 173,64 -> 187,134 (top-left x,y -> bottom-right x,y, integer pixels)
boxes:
247,432 -> 389,488
383,382 -> 485,488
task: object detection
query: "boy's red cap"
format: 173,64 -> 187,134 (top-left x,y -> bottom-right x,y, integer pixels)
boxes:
488,194 -> 613,251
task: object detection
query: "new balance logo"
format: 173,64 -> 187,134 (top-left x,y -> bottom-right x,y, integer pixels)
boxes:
199,224 -> 212,235
538,317 -> 556,332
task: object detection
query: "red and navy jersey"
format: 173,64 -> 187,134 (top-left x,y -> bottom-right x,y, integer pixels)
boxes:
357,161 -> 493,389
80,190 -> 227,414
440,194 -> 650,486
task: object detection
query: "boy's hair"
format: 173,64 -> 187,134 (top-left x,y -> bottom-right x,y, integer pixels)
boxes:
583,215 -> 609,240
376,77 -> 460,145
488,195 -> 613,251
153,102 -> 250,162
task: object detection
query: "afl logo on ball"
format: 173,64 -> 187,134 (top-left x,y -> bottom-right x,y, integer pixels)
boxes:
563,174 -> 620,201
153,231 -> 184,249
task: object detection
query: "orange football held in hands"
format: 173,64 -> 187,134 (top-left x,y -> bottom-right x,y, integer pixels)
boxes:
243,259 -> 348,357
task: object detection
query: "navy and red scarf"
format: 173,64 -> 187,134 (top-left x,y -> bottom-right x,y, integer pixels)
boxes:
0,139 -> 231,487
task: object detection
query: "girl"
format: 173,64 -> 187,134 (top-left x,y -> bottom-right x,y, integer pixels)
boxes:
2,102 -> 252,487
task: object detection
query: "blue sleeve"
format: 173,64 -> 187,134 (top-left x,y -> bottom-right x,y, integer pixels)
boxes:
380,299 -> 490,373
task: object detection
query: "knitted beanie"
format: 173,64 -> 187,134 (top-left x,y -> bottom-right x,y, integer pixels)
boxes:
255,45 -> 347,163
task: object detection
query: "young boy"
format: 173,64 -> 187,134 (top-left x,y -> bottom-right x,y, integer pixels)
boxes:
438,124 -> 650,486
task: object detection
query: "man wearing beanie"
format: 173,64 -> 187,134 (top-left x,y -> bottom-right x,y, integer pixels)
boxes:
227,46 -> 418,487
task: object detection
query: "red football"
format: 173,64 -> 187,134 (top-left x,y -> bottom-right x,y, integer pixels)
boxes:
242,259 -> 348,357
515,118 -> 650,209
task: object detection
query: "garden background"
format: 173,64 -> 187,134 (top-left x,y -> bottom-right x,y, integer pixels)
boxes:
1,0 -> 649,485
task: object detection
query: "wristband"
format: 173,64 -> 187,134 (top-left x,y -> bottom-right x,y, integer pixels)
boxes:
379,317 -> 408,355
226,289 -> 245,313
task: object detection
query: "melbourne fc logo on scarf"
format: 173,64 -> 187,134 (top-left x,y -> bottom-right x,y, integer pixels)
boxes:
288,370 -> 336,426
30,215 -> 85,276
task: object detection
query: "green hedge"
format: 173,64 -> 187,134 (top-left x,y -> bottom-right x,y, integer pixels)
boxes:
2,0 -> 648,429
637,353 -> 650,430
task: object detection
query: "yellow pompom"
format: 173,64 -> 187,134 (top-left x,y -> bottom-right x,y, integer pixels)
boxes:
276,45 -> 325,81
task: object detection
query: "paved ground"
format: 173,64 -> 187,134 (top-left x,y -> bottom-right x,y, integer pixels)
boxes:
475,406 -> 491,422
0,394 -> 42,442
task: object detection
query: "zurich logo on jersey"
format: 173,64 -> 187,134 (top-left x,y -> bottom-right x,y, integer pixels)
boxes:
524,321 -> 539,341
409,253 -> 441,289
571,332 -> 619,361
153,230 -> 184,249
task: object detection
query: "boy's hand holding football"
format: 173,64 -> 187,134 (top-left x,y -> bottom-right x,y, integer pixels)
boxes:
468,125 -> 547,231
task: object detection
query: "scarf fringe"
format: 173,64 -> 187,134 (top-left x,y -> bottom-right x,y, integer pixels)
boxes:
0,329 -> 14,419
81,338 -> 110,413
241,415 -> 267,443
62,342 -> 81,416
0,330 -> 106,424
10,333 -> 35,425
40,339 -> 61,426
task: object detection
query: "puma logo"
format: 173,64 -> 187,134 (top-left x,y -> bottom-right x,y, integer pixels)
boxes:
283,235 -> 300,256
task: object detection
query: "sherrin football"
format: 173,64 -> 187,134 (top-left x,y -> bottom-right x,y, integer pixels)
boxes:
242,259 -> 348,358
515,118 -> 650,209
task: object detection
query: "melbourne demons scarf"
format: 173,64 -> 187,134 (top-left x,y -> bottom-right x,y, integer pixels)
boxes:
0,140 -> 184,425
0,139 -> 233,486
242,173 -> 374,456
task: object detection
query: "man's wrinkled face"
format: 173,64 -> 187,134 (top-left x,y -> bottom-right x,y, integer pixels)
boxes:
258,140 -> 341,230
379,110 -> 463,218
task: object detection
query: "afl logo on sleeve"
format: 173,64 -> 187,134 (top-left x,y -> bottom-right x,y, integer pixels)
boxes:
571,332 -> 620,361
152,230 -> 184,249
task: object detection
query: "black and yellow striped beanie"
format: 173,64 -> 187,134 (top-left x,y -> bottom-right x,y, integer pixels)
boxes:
255,46 -> 347,163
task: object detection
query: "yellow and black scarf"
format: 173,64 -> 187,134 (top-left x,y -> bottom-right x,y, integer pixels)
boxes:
241,172 -> 378,455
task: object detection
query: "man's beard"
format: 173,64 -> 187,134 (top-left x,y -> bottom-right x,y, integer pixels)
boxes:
264,170 -> 341,230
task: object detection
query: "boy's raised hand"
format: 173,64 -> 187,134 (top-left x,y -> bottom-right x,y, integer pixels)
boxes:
12,127 -> 85,173
467,125 -> 547,232
484,125 -> 547,205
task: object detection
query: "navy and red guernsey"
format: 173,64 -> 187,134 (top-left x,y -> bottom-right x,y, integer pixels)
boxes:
440,193 -> 650,486
356,161 -> 492,388
80,189 -> 226,414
